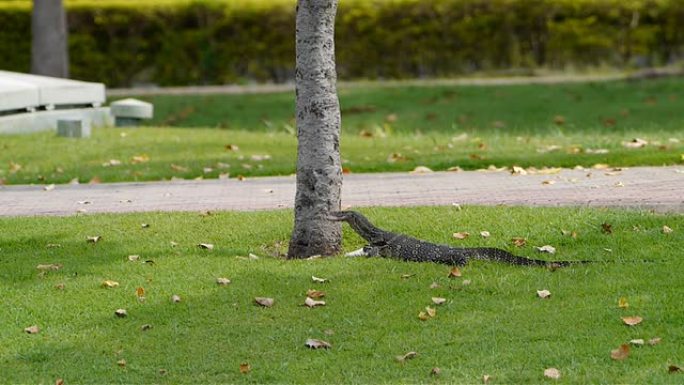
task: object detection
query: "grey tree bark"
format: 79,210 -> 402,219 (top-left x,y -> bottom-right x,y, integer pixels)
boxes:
31,0 -> 69,78
287,0 -> 342,259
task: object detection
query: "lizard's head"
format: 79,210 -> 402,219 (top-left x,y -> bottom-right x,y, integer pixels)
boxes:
328,211 -> 384,242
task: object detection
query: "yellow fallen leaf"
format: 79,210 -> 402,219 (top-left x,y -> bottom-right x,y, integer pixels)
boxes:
425,306 -> 436,317
131,154 -> 150,164
117,359 -> 126,367
136,287 -> 145,298
618,297 -> 629,309
452,232 -> 470,240
511,237 -> 527,247
239,362 -> 251,374
662,225 -> 674,234
216,277 -> 231,285
536,289 -> 551,299
448,267 -> 462,278
622,316 -> 643,326
395,351 -> 417,362
510,166 -> 527,175
102,280 -> 119,288
86,235 -> 101,243
479,231 -> 490,238
171,294 -> 182,303
431,297 -> 446,305
629,339 -> 645,346
418,311 -> 430,321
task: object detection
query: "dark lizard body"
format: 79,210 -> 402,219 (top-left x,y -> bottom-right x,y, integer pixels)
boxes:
329,211 -> 581,267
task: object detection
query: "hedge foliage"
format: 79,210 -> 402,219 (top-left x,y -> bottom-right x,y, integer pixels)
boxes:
1,0 -> 683,86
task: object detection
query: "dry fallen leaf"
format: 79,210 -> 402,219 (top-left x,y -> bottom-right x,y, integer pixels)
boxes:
418,311 -> 430,321
429,282 -> 440,289
400,273 -> 416,279
618,297 -> 629,309
304,297 -> 326,308
198,243 -> 214,250
305,338 -> 331,349
127,255 -> 140,262
395,351 -> 417,362
240,362 -> 251,374
480,231 -> 490,238
216,277 -> 231,286
115,309 -> 128,318
462,279 -> 472,286
311,275 -> 328,283
622,316 -> 643,326
36,263 -> 62,271
43,184 -> 55,191
117,359 -> 126,367
452,232 -> 470,240
55,378 -> 64,385
431,367 -> 441,376
648,337 -> 662,346
24,325 -> 40,334
171,294 -> 182,303
425,306 -> 436,317
102,280 -> 119,288
306,289 -> 325,299
255,297 -> 275,308
410,166 -> 434,174
610,344 -> 630,360
662,225 -> 674,234
629,339 -> 645,346
535,245 -> 556,254
537,289 -> 552,299
141,324 -> 153,331
432,297 -> 447,305
669,365 -> 682,373
448,267 -> 462,278
544,368 -> 561,380
131,154 -> 150,164
511,237 -> 527,247
622,138 -> 649,148
601,223 -> 613,234
86,235 -> 101,243
510,166 -> 528,175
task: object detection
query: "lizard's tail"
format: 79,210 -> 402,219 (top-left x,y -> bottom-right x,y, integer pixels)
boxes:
466,248 -> 586,267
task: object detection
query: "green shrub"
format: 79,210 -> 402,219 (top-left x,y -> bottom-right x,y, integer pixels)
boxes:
1,0 -> 682,86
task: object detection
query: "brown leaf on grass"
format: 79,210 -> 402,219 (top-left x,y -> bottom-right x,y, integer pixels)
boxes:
24,325 -> 40,334
452,232 -> 470,240
102,280 -> 119,288
305,338 -> 331,349
662,225 -> 674,234
311,275 -> 328,283
543,368 -> 561,380
648,337 -> 662,346
225,144 -> 239,151
136,287 -> 145,299
418,311 -> 430,321
536,289 -> 552,299
86,235 -> 101,243
610,344 -> 630,360
483,374 -> 492,384
448,267 -> 462,278
216,277 -> 231,285
395,351 -> 417,362
115,309 -> 128,318
306,289 -> 325,299
561,230 -> 577,238
622,316 -> 643,326
117,359 -> 126,367
198,243 -> 214,250
510,166 -> 528,175
342,167 -> 352,174
601,223 -> 613,234
431,367 -> 441,376
171,295 -> 182,303
255,297 -> 275,308
239,362 -> 251,374
55,378 -> 64,385
36,263 -> 62,271
387,152 -> 407,163
618,297 -> 629,309
128,255 -> 140,262
511,237 -> 527,247
304,297 -> 326,308
669,365 -> 682,373
432,297 -> 447,305
55,283 -> 65,290
553,115 -> 566,125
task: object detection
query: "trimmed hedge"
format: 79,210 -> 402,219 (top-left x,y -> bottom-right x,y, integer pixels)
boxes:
1,0 -> 683,87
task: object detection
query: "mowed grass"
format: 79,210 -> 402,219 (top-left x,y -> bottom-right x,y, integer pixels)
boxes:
1,206 -> 683,384
1,78 -> 683,185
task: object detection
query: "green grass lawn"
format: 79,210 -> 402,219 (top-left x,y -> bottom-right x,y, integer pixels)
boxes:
2,78 -> 684,184
1,206 -> 682,383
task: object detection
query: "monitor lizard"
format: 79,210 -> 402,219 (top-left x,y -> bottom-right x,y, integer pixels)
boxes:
328,210 -> 585,267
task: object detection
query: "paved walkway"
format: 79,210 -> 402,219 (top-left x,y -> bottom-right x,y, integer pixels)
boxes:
1,166 -> 682,217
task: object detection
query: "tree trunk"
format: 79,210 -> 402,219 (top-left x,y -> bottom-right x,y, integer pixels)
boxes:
31,0 -> 69,78
287,0 -> 342,259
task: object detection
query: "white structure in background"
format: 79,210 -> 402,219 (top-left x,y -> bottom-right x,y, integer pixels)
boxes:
110,98 -> 153,127
0,70 -> 112,135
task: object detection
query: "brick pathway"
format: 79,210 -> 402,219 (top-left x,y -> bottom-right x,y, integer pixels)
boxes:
1,166 -> 682,217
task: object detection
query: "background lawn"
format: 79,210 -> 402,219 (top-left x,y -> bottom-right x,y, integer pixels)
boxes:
0,206 -> 682,384
1,78 -> 683,185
